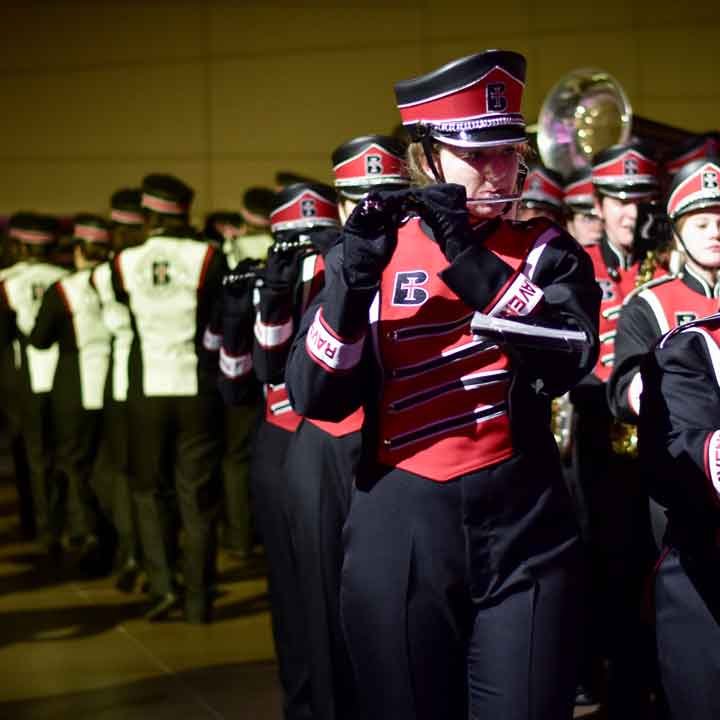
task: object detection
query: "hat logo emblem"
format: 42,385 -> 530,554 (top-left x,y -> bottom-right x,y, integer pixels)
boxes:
487,82 -> 507,112
624,157 -> 639,175
365,154 -> 383,175
702,170 -> 719,190
530,177 -> 542,191
301,198 -> 318,217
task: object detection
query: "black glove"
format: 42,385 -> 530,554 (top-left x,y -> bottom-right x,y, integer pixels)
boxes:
413,184 -> 473,261
265,237 -> 308,291
342,189 -> 411,287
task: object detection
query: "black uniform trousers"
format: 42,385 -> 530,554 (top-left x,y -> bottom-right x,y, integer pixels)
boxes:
0,348 -> 33,536
221,403 -> 256,554
655,549 -> 720,720
21,390 -> 59,547
341,450 -> 583,720
571,382 -> 657,716
51,399 -> 103,542
285,420 -> 360,720
249,419 -> 312,720
127,392 -> 222,606
92,398 -> 137,566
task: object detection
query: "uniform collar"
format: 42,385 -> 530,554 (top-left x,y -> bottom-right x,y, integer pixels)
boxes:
600,233 -> 633,271
682,263 -> 720,298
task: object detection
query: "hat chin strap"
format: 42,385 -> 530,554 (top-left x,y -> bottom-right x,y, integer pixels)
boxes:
673,224 -> 720,285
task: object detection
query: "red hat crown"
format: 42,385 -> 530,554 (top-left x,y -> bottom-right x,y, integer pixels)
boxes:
667,160 -> 720,219
522,168 -> 564,209
333,143 -> 407,188
270,187 -> 339,233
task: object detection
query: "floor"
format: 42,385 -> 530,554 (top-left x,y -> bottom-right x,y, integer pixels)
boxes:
0,457 -> 605,720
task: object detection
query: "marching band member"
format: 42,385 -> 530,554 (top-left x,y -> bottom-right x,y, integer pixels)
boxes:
0,218 -> 33,539
0,213 -> 69,558
30,214 -> 114,572
286,50 -> 600,719
517,163 -> 565,224
571,143 -> 663,715
251,182 -> 340,719
640,313 -> 720,719
564,169 -> 604,246
203,210 -> 261,561
91,189 -> 145,590
111,174 -> 226,622
283,135 -> 409,720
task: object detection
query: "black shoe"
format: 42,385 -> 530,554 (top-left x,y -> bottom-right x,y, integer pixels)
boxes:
144,592 -> 180,622
115,560 -> 141,593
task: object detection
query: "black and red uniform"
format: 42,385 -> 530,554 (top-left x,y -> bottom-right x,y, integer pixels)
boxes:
639,313 -> 720,720
250,183 -> 340,720
286,203 -> 600,718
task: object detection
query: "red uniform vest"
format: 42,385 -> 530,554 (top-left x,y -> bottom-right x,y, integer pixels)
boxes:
264,252 -> 364,436
586,242 -> 665,382
374,217 -> 543,482
636,274 -> 719,334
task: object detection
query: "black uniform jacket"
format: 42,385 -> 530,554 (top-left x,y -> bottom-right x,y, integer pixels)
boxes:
609,268 -> 720,423
640,314 -> 720,552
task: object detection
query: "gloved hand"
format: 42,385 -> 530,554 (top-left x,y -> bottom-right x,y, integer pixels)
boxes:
342,189 -> 410,287
413,183 -> 473,261
264,235 -> 308,291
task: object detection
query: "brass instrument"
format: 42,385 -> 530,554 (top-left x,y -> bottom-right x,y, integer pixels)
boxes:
537,69 -> 632,177
269,234 -> 315,254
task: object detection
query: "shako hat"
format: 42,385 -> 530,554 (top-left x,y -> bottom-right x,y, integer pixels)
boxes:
521,165 -> 564,210
141,174 -> 194,216
591,143 -> 659,200
73,214 -> 111,244
8,212 -> 59,246
269,183 -> 339,234
564,169 -> 596,212
110,188 -> 143,226
665,133 -> 720,176
331,135 -> 410,200
667,158 -> 720,221
394,49 -> 526,148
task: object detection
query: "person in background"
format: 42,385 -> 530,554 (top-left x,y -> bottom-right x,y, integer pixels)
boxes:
111,174 -> 225,623
30,214 -> 114,574
91,188 -> 145,591
0,213 -> 69,560
564,169 -> 604,246
517,163 -> 565,224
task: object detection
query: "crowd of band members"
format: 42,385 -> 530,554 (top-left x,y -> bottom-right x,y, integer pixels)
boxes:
0,64 -> 719,720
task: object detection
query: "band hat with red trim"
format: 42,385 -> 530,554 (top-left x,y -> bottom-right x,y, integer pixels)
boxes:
331,135 -> 410,200
564,169 -> 596,212
592,143 -> 660,200
140,173 -> 194,216
72,213 -> 111,244
665,132 -> 720,176
520,165 -> 565,210
110,188 -> 143,226
394,49 -> 527,148
270,183 -> 339,234
667,158 -> 720,221
7,212 -> 59,246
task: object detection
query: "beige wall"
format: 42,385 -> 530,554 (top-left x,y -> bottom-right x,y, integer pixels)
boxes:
0,0 -> 718,219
